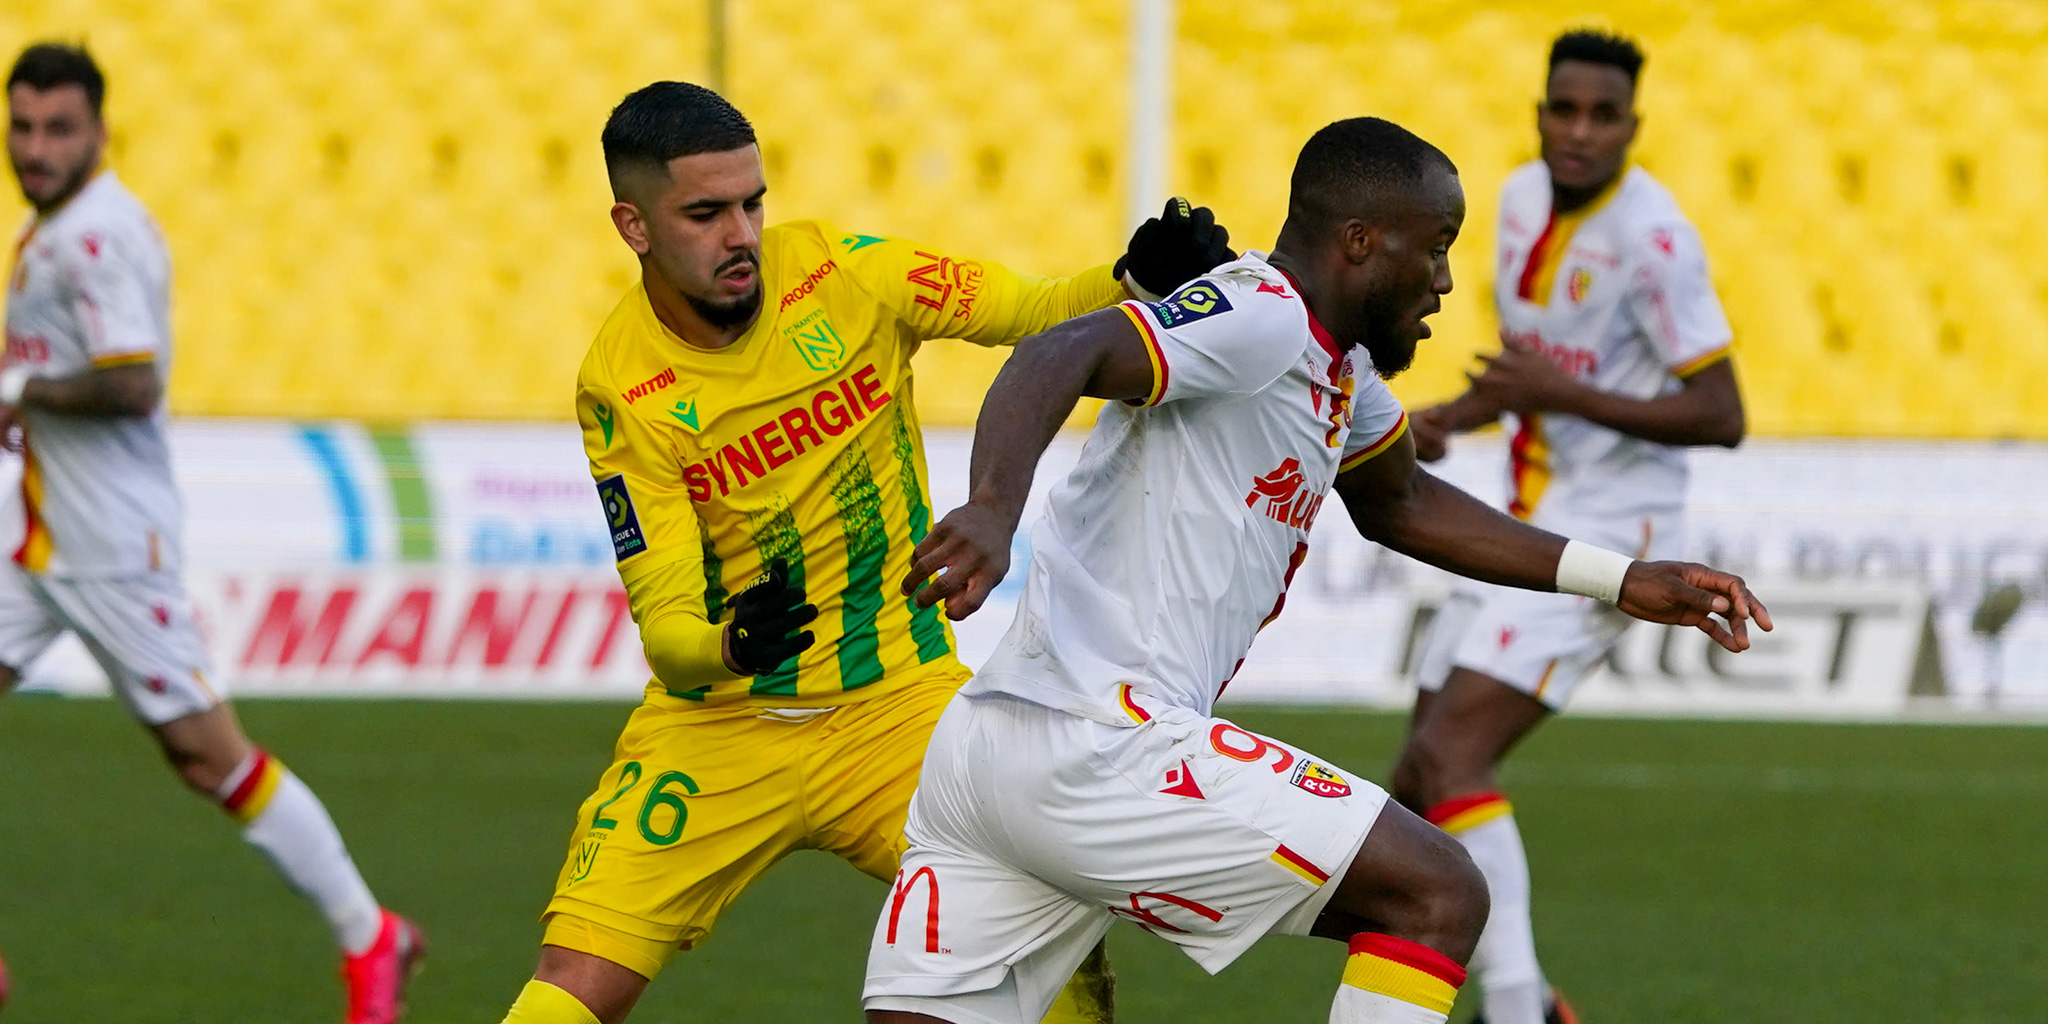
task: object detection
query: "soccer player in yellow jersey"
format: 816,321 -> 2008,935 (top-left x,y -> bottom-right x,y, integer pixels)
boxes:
497,82 -> 1235,1024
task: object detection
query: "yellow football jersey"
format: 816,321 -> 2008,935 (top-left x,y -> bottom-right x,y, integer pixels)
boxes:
576,220 -> 1124,710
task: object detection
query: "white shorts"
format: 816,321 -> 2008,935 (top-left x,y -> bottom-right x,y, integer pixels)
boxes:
863,690 -> 1388,1024
0,566 -> 220,725
1415,511 -> 1682,709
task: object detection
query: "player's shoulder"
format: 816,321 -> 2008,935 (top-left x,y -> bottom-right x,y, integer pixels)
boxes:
765,218 -> 902,269
1140,252 -> 1310,341
579,283 -> 663,396
1611,168 -> 1707,260
1498,161 -> 1552,206
48,173 -> 157,240
762,218 -> 908,305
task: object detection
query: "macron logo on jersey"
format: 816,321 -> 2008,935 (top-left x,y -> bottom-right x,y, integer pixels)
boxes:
1245,457 -> 1325,530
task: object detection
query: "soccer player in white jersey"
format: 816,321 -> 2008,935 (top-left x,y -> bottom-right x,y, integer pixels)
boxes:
4,44 -> 421,1023
1399,31 -> 1747,1024
858,117 -> 1768,1024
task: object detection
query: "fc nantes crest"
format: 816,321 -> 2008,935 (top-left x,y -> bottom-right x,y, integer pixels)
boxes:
783,310 -> 847,372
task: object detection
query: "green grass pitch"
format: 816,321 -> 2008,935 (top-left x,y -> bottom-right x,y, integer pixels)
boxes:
0,697 -> 2042,1023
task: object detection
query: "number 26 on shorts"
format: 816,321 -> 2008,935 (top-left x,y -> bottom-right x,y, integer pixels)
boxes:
589,760 -> 701,846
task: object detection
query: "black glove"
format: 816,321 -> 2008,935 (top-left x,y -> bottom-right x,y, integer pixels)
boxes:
726,558 -> 818,675
1114,197 -> 1237,301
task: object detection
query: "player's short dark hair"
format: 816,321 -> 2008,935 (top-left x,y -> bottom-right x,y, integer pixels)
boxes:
8,42 -> 105,117
1548,29 -> 1645,85
602,81 -> 755,198
1285,117 -> 1456,233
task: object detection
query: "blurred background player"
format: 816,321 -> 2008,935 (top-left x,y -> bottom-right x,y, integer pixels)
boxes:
496,81 -> 1232,1024
3,42 -> 421,1024
1396,29 -> 1746,1024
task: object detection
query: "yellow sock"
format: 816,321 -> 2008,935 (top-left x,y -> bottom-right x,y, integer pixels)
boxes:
1040,940 -> 1115,1023
1332,934 -> 1466,1023
501,979 -> 601,1024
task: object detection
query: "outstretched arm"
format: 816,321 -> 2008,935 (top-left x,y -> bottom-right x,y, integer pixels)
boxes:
14,362 -> 161,416
900,307 -> 1157,619
1465,343 -> 1744,448
1409,385 -> 1507,463
0,362 -> 161,449
1336,428 -> 1771,651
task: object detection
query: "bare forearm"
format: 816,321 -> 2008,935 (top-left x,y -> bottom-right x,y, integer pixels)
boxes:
1546,377 -> 1743,447
19,365 -> 160,417
1431,388 -> 1505,433
1349,468 -> 1568,592
966,327 -> 1103,525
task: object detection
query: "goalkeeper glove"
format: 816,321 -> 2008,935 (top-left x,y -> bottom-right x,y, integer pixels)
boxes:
725,558 -> 819,675
1115,197 -> 1237,302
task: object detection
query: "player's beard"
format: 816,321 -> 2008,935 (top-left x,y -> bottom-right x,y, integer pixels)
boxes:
12,152 -> 93,212
686,252 -> 764,330
1356,291 -> 1420,380
687,283 -> 763,331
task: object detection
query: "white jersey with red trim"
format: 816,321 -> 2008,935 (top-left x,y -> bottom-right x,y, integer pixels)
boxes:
3,171 -> 182,575
1493,162 -> 1732,534
962,252 -> 1408,724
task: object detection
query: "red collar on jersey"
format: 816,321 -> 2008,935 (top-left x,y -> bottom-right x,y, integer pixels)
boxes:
1275,268 -> 1345,377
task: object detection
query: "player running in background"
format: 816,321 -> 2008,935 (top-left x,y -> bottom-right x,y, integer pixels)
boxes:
495,82 -> 1233,1024
1399,30 -> 1746,1024
862,116 -> 1766,1024
3,43 -> 421,1024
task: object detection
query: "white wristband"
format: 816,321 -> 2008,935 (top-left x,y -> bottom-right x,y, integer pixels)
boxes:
1120,269 -> 1164,303
1555,539 -> 1634,604
0,366 -> 30,406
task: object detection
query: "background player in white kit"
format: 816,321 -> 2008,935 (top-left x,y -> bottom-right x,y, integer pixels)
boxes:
1400,31 -> 1748,1024
5,43 -> 421,1023
860,117 -> 1768,1024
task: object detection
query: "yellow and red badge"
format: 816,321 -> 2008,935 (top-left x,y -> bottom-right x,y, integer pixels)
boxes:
1290,760 -> 1351,798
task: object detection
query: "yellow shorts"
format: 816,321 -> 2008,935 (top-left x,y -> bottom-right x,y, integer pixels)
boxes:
542,675 -> 958,977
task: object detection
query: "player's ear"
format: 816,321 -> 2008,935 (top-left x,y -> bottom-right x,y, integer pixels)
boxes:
611,201 -> 652,256
1340,218 -> 1378,265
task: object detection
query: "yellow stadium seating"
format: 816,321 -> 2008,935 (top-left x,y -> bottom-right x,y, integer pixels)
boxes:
2,0 -> 2042,436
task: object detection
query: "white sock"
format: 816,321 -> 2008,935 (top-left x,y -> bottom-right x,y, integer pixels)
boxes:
1330,934 -> 1464,1024
1454,807 -> 1547,1024
217,750 -> 384,955
1330,986 -> 1451,1024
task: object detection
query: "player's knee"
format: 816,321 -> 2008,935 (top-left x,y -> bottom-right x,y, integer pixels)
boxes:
1395,727 -> 1491,808
1395,827 -> 1489,962
1428,836 -> 1490,948
0,663 -> 18,694
166,747 -> 231,795
1388,748 -> 1427,811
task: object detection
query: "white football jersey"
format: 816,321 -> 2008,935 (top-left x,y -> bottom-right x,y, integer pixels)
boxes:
1493,162 -> 1732,538
3,171 -> 183,575
963,252 -> 1409,724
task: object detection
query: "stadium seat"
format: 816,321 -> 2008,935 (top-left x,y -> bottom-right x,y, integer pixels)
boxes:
2,0 -> 2039,437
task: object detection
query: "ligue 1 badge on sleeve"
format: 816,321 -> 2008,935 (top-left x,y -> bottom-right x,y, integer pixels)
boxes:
1148,281 -> 1234,328
596,474 -> 647,561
